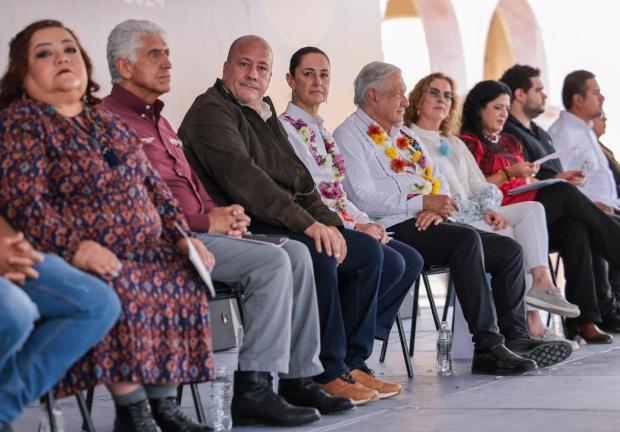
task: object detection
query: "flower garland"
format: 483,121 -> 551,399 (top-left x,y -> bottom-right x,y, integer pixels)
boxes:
282,115 -> 355,223
367,124 -> 440,195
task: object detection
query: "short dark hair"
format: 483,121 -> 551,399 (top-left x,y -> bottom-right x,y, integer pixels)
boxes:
562,69 -> 595,110
461,80 -> 512,139
500,64 -> 540,101
0,19 -> 100,110
288,46 -> 329,76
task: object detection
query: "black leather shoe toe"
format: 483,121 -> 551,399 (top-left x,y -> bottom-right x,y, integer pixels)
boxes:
113,399 -> 161,432
472,344 -> 538,375
279,377 -> 354,414
149,397 -> 212,431
232,371 -> 321,427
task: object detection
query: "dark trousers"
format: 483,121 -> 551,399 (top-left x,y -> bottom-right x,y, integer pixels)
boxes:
250,222 -> 382,383
375,239 -> 424,341
388,219 -> 527,349
535,182 -> 620,324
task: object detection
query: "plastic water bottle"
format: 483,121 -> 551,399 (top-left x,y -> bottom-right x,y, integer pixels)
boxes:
436,321 -> 453,376
210,366 -> 233,431
38,403 -> 66,432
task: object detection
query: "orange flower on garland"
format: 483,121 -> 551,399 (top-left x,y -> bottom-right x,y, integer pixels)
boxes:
432,178 -> 441,194
391,158 -> 408,173
368,124 -> 387,145
396,136 -> 410,150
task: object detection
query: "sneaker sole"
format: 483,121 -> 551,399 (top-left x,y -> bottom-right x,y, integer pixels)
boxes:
351,392 -> 380,406
377,389 -> 401,399
517,341 -> 573,368
526,297 -> 580,318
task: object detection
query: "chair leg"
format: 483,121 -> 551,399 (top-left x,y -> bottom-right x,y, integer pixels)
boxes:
409,277 -> 421,357
441,276 -> 454,323
379,339 -> 388,363
176,384 -> 184,406
235,295 -> 245,325
44,392 -> 58,432
395,313 -> 413,378
190,383 -> 207,424
85,387 -> 94,415
422,272 -> 441,330
548,255 -> 559,287
76,391 -> 97,432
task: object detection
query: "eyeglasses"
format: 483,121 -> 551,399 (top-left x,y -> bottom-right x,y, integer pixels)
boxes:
426,87 -> 454,101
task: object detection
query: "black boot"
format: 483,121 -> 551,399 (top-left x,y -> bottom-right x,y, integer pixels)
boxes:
232,371 -> 321,427
279,377 -> 354,414
113,399 -> 161,432
471,344 -> 538,375
149,397 -> 213,432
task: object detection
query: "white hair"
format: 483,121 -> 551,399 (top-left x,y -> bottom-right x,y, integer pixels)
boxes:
353,61 -> 402,107
106,19 -> 166,84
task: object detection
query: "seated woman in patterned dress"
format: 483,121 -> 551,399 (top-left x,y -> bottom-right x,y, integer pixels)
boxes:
403,73 -> 579,341
0,20 -> 214,432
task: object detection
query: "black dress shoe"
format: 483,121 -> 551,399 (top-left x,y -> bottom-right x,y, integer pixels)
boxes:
279,377 -> 354,414
1,424 -> 13,432
506,337 -> 572,368
599,312 -> 620,333
232,371 -> 320,427
149,397 -> 213,431
471,344 -> 538,375
113,399 -> 161,432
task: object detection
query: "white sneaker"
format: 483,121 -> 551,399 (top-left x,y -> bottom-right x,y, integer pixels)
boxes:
526,287 -> 580,318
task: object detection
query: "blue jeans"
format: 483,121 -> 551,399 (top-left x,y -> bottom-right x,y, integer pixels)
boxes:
0,254 -> 121,426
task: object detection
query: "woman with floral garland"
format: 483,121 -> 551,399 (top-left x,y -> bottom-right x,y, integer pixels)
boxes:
459,80 -> 620,345
404,73 -> 579,339
279,46 -> 423,359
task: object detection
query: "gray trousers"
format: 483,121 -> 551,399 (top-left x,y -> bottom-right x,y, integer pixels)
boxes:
196,233 -> 323,378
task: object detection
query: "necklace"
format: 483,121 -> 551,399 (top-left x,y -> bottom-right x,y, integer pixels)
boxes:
483,131 -> 501,144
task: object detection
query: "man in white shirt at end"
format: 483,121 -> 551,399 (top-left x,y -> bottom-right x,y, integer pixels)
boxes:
333,61 -> 572,375
548,70 -> 619,213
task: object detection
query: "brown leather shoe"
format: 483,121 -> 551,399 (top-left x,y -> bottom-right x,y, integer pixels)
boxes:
566,322 -> 613,344
318,372 -> 378,406
350,369 -> 401,399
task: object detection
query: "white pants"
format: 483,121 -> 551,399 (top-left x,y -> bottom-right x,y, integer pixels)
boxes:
469,201 -> 549,311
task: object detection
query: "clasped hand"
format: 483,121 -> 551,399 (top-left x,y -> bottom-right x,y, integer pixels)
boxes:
207,204 -> 251,237
0,233 -> 44,284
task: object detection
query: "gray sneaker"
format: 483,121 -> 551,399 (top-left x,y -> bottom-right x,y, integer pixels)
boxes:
526,287 -> 580,318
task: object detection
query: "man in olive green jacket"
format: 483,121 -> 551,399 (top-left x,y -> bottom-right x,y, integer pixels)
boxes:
179,35 -> 397,407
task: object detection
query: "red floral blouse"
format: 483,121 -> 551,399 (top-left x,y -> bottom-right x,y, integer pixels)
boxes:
459,131 -> 537,205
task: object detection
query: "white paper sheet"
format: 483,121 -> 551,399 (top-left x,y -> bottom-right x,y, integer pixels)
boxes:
175,222 -> 216,297
533,146 -> 577,165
